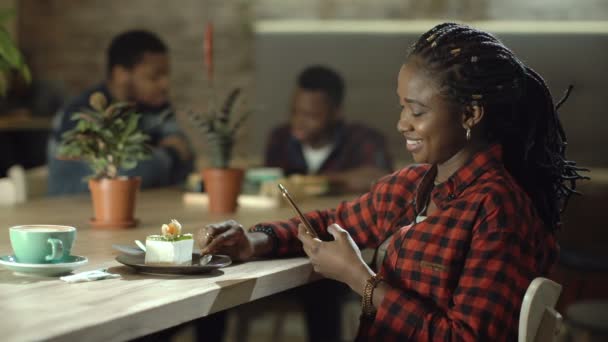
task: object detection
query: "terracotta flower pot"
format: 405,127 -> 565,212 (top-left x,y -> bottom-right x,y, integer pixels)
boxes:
88,177 -> 141,229
202,168 -> 244,214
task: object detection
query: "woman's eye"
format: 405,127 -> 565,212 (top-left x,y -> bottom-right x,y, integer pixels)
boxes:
398,103 -> 425,117
410,105 -> 426,116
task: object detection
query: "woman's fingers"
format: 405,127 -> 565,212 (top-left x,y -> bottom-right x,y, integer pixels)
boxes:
302,243 -> 314,257
327,223 -> 348,240
203,227 -> 243,254
297,224 -> 315,245
299,224 -> 324,265
207,219 -> 242,231
196,220 -> 241,250
210,243 -> 240,259
196,226 -> 221,249
202,230 -> 230,253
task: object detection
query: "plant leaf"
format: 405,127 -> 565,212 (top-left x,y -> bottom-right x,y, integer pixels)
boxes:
0,9 -> 15,24
0,27 -> 24,67
219,88 -> 241,123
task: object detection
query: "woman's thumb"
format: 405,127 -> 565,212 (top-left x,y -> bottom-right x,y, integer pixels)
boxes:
327,223 -> 346,239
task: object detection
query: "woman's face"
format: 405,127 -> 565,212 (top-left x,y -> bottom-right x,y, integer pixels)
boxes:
396,60 -> 468,165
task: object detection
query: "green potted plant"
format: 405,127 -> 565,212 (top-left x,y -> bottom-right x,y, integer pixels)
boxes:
58,92 -> 150,228
188,88 -> 249,213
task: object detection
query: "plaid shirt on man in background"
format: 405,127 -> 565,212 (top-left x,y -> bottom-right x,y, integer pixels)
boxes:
253,144 -> 558,341
264,121 -> 393,176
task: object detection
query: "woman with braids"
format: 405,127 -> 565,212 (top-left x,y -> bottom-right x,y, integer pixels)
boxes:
196,22 -> 587,341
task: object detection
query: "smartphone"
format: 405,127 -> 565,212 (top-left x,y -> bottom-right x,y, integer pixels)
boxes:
278,183 -> 319,238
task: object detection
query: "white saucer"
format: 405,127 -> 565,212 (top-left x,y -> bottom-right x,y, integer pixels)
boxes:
0,255 -> 88,277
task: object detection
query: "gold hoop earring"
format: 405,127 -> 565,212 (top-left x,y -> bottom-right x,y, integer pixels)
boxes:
466,128 -> 471,141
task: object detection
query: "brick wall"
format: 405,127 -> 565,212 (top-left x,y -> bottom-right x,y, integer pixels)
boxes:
18,0 -> 255,159
16,0 -> 608,163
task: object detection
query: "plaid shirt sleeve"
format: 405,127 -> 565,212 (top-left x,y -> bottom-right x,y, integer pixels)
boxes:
251,193 -> 387,257
250,167 -> 421,257
356,131 -> 394,172
264,123 -> 394,175
372,207 -> 542,341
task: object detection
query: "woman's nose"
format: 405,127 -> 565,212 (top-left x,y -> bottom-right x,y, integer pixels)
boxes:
396,117 -> 411,133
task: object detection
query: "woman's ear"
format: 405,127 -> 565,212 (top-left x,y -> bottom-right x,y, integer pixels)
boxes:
462,104 -> 484,130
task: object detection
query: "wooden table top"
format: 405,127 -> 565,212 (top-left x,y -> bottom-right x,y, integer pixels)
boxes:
0,115 -> 52,131
0,188 -> 353,342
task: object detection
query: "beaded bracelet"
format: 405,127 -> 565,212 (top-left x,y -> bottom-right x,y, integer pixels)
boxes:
249,224 -> 278,255
362,274 -> 383,317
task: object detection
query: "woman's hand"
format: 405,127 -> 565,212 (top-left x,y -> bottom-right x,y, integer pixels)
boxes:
195,220 -> 272,262
297,223 -> 373,292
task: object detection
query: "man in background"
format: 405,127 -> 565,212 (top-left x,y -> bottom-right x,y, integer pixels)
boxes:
47,30 -> 193,195
265,65 -> 393,194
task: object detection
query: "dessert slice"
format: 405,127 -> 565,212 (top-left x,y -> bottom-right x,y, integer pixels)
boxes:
145,219 -> 194,265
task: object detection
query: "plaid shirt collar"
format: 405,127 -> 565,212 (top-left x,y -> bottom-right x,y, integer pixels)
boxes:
416,144 -> 504,210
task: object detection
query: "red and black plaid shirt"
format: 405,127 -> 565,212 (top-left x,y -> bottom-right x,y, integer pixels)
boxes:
252,144 -> 558,341
264,122 -> 393,175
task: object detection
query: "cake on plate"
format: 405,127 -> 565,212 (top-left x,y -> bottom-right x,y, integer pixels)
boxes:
145,219 -> 194,265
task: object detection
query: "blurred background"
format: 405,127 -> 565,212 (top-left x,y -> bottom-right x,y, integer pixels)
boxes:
1,1 -> 607,341
5,0 -> 607,167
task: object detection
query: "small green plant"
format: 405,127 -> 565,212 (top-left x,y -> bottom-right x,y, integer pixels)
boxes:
58,92 -> 151,179
188,88 -> 249,168
0,9 -> 30,96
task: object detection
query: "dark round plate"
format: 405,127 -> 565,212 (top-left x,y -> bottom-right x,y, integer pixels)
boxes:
115,253 -> 231,275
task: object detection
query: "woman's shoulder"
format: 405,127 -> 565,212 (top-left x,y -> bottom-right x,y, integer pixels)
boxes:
472,167 -> 540,228
477,166 -> 527,198
373,164 -> 430,192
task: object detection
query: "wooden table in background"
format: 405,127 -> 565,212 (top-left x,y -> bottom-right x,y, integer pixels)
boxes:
0,189 -> 354,342
0,115 -> 52,131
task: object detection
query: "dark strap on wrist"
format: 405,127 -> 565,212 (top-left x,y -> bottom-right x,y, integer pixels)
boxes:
249,224 -> 278,255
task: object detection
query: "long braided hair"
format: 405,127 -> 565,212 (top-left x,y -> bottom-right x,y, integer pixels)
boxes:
408,23 -> 588,232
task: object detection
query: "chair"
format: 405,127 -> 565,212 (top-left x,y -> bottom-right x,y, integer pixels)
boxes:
23,165 -> 48,199
0,165 -> 26,205
0,175 -> 19,205
519,277 -> 563,342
